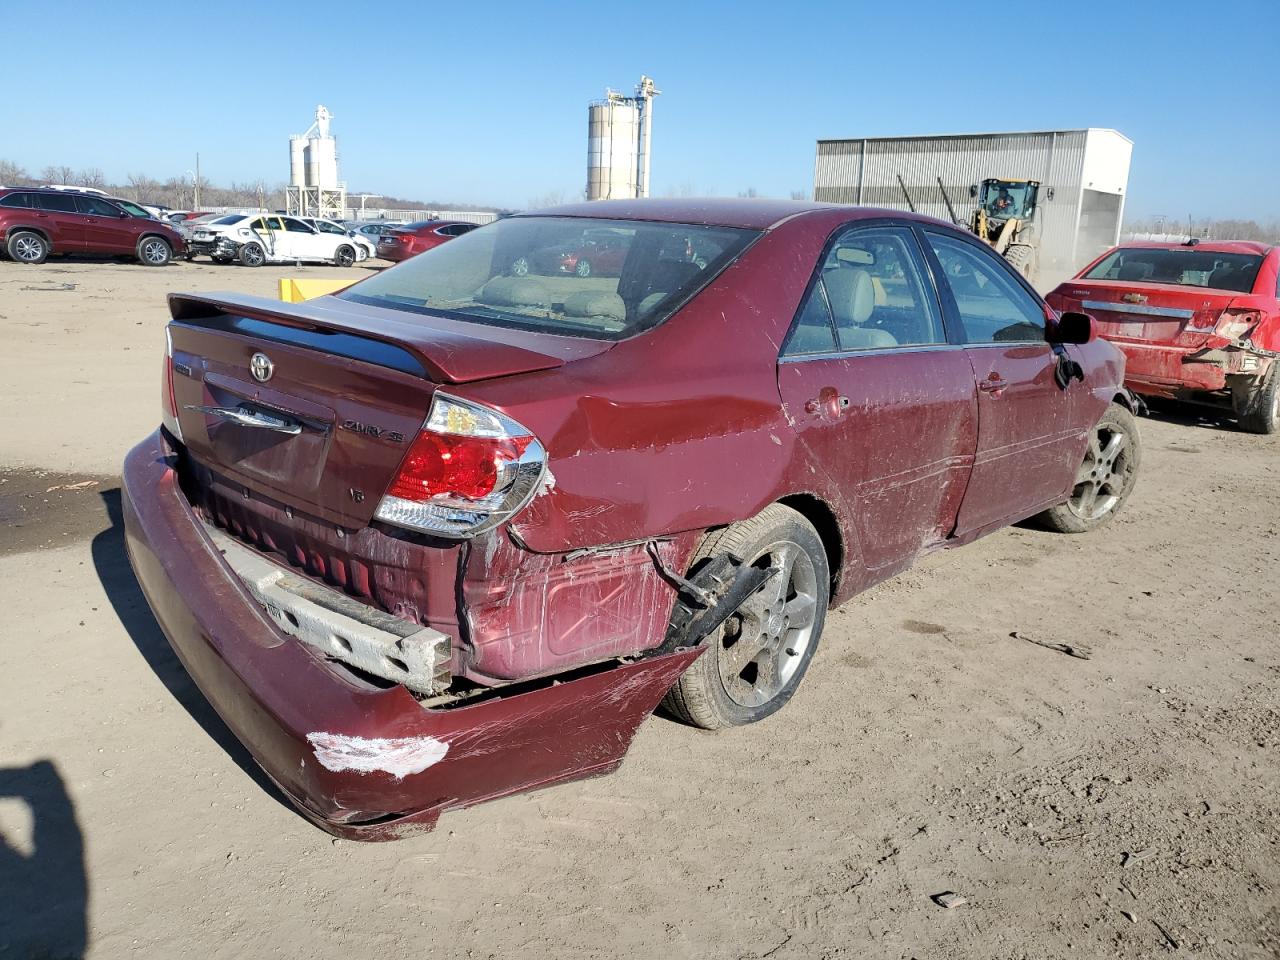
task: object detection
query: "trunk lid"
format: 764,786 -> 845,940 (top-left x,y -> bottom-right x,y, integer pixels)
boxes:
1050,280 -> 1240,349
167,291 -> 609,527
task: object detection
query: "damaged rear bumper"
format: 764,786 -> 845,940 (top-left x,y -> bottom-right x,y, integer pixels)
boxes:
122,429 -> 700,840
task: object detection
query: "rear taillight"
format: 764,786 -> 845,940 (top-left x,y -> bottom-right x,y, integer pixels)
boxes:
1215,308 -> 1263,341
161,327 -> 183,442
374,393 -> 546,538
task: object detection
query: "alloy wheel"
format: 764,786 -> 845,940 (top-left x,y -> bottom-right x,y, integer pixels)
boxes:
14,236 -> 45,261
716,541 -> 819,708
511,256 -> 529,276
1068,423 -> 1132,521
142,239 -> 169,264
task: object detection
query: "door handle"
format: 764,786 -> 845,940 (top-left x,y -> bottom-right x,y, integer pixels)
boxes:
979,376 -> 1008,394
804,393 -> 851,416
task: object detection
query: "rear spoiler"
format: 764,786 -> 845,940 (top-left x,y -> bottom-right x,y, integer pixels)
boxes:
168,291 -> 599,384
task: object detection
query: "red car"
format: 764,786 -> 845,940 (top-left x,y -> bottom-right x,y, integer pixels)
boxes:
0,187 -> 185,265
376,219 -> 478,262
512,229 -> 633,278
123,199 -> 1138,838
1048,240 -> 1280,432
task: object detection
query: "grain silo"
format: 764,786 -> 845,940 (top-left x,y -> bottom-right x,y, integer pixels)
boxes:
586,76 -> 659,201
286,105 -> 347,219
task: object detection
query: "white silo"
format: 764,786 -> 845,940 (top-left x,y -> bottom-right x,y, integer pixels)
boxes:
289,136 -> 307,188
585,76 -> 659,201
286,105 -> 347,219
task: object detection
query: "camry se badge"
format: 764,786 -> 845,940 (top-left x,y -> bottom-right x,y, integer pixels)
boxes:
249,352 -> 274,382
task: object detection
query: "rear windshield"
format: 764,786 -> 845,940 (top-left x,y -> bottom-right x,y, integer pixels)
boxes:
1084,248 -> 1262,294
404,220 -> 437,230
339,216 -> 760,340
212,214 -> 247,225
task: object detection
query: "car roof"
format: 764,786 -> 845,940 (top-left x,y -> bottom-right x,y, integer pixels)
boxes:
1113,240 -> 1273,256
517,197 -> 951,231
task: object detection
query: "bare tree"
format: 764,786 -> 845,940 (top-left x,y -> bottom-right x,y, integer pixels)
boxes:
737,187 -> 760,199
76,168 -> 106,189
41,165 -> 75,185
789,189 -> 809,201
527,189 -> 567,209
0,159 -> 32,185
126,172 -> 159,201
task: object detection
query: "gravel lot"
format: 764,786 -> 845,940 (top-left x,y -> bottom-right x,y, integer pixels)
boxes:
1,257 -> 1277,960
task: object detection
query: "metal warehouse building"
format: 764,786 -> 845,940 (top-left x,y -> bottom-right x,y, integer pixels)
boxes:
813,129 -> 1133,290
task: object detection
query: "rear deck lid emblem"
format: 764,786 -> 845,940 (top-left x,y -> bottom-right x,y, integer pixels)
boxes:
1122,293 -> 1148,304
249,352 -> 274,382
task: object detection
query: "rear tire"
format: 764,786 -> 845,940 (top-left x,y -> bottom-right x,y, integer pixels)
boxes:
661,504 -> 829,730
138,236 -> 172,266
334,244 -> 356,267
1036,403 -> 1141,533
239,242 -> 265,267
7,230 -> 49,264
1234,365 -> 1280,434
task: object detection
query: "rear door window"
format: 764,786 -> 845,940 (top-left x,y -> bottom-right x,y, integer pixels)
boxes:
782,225 -> 945,356
925,233 -> 1046,343
36,193 -> 78,213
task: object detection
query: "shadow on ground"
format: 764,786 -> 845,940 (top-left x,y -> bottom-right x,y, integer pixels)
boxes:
0,754 -> 87,959
90,487 -> 289,813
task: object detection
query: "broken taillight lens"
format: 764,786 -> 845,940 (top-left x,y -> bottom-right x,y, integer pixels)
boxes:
1215,308 -> 1263,341
161,326 -> 184,442
375,393 -> 546,538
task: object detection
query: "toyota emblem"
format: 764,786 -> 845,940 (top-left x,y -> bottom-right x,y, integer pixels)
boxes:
249,352 -> 274,383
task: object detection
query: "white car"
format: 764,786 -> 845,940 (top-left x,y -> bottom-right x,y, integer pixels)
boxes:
300,217 -> 376,261
189,214 -> 362,267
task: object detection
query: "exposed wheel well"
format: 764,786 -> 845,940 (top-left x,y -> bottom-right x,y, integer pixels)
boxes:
5,225 -> 52,245
777,493 -> 843,598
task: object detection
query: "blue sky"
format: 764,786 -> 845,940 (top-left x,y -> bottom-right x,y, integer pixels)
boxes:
2,0 -> 1277,219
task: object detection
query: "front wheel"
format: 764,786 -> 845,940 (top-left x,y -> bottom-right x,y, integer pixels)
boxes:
1035,402 -> 1141,533
662,504 -> 829,729
333,244 -> 356,267
511,256 -> 530,276
238,242 -> 266,267
138,236 -> 172,266
575,258 -> 592,278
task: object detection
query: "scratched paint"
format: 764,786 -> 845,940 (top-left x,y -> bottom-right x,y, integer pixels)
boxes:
307,732 -> 449,779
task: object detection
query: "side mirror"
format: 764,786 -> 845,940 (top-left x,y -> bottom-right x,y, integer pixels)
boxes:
119,211 -> 130,218
1049,310 -> 1095,345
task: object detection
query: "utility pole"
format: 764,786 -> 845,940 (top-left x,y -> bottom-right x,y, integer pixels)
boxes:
194,153 -> 201,209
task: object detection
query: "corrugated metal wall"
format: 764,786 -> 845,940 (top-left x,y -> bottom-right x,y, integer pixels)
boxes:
814,131 -> 1096,289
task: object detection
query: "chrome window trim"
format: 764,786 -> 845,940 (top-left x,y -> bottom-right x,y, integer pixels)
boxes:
778,341 -> 964,364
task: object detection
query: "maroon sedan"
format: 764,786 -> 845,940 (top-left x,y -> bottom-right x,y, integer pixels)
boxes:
0,187 -> 185,265
1047,240 -> 1280,432
376,219 -> 478,262
124,199 -> 1139,838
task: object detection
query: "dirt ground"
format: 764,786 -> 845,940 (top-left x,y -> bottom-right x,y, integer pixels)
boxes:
1,257 -> 1277,960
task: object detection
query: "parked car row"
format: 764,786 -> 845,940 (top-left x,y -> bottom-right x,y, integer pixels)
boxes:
0,185 -> 481,269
